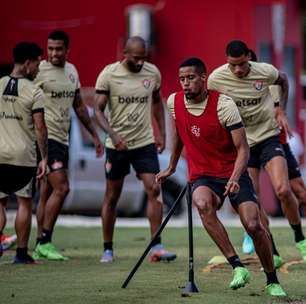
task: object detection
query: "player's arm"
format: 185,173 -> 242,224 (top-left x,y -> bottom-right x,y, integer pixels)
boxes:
33,111 -> 48,179
152,89 -> 166,153
273,72 -> 292,137
73,89 -> 103,157
224,126 -> 250,195
156,127 -> 184,184
94,92 -> 127,150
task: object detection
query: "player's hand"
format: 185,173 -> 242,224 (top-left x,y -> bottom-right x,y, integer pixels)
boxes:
37,158 -> 47,180
112,133 -> 128,151
224,180 -> 240,196
275,108 -> 293,138
155,167 -> 175,184
93,137 -> 104,158
155,134 -> 165,153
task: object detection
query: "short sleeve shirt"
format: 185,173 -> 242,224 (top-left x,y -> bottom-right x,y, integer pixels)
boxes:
207,62 -> 279,146
95,61 -> 161,149
167,92 -> 242,129
35,60 -> 80,145
0,76 -> 44,166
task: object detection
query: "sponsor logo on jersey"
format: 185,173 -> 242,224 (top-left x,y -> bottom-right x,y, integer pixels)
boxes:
118,96 -> 149,104
254,80 -> 264,91
191,125 -> 201,137
236,98 -> 261,107
51,90 -> 75,99
143,79 -> 151,89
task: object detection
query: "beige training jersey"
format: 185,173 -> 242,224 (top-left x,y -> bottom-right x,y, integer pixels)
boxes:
35,60 -> 80,145
167,92 -> 242,128
207,62 -> 279,147
95,61 -> 161,149
0,76 -> 44,166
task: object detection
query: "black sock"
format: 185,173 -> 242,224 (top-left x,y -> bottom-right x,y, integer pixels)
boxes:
269,233 -> 280,256
16,247 -> 28,257
104,242 -> 113,251
40,229 -> 52,244
227,255 -> 244,269
265,270 -> 279,285
36,237 -> 42,245
151,236 -> 161,247
0,230 -> 3,240
290,223 -> 305,243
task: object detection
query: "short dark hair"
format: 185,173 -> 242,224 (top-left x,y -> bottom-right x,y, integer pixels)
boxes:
248,49 -> 257,62
226,40 -> 249,57
13,42 -> 43,64
179,57 -> 207,74
48,30 -> 69,48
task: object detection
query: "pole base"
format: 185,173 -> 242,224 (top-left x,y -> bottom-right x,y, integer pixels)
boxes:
182,281 -> 199,293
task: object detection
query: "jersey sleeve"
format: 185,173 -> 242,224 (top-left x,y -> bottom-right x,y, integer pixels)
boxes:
207,72 -> 221,91
261,63 -> 279,85
166,93 -> 176,120
32,86 -> 45,113
217,94 -> 243,130
154,68 -> 161,91
269,85 -> 282,105
95,65 -> 111,94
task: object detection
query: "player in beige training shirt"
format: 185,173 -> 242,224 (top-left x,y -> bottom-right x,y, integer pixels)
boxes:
32,31 -> 103,261
95,36 -> 176,263
208,40 -> 306,265
0,42 -> 48,263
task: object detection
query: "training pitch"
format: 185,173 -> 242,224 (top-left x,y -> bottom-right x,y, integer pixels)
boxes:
1,227 -> 306,304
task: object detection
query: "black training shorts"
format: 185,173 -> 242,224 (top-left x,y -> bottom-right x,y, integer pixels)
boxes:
282,143 -> 302,180
0,164 -> 36,195
248,135 -> 285,169
105,143 -> 160,180
191,172 -> 258,209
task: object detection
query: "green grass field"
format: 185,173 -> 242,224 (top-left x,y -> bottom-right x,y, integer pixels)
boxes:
1,226 -> 306,304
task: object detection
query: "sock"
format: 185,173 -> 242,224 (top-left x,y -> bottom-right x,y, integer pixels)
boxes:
104,242 -> 113,251
227,255 -> 244,269
290,223 -> 305,243
16,247 -> 28,257
265,270 -> 279,285
151,236 -> 161,247
269,233 -> 280,256
0,230 -> 3,240
40,229 -> 52,244
36,237 -> 42,245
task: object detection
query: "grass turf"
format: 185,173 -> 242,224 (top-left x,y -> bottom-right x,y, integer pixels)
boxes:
1,227 -> 306,304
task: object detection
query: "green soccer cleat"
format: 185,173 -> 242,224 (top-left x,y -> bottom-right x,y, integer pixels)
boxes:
35,242 -> 69,261
229,267 -> 250,290
273,255 -> 284,269
296,239 -> 306,263
265,283 -> 287,297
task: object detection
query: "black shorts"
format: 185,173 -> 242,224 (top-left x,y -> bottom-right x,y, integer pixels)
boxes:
282,143 -> 301,180
191,172 -> 258,209
105,143 -> 160,180
0,164 -> 36,195
37,139 -> 69,172
248,135 -> 285,169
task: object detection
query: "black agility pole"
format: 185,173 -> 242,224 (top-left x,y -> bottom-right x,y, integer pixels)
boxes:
182,183 -> 199,293
121,184 -> 187,289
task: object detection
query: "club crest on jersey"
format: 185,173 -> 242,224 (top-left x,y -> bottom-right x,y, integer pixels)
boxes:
191,125 -> 201,137
69,73 -> 75,83
143,79 -> 151,89
254,80 -> 263,91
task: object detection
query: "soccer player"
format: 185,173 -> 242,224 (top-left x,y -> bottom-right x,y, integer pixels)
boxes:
156,57 -> 286,296
208,40 -> 306,265
94,36 -> 176,263
32,30 -> 103,261
0,42 -> 48,263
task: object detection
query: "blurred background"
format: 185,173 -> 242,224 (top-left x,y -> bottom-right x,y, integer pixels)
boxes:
0,0 -> 306,218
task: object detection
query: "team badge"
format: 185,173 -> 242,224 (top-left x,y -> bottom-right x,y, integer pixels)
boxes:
254,80 -> 263,91
143,79 -> 151,89
69,73 -> 75,83
191,125 -> 201,137
51,160 -> 63,170
105,160 -> 112,173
